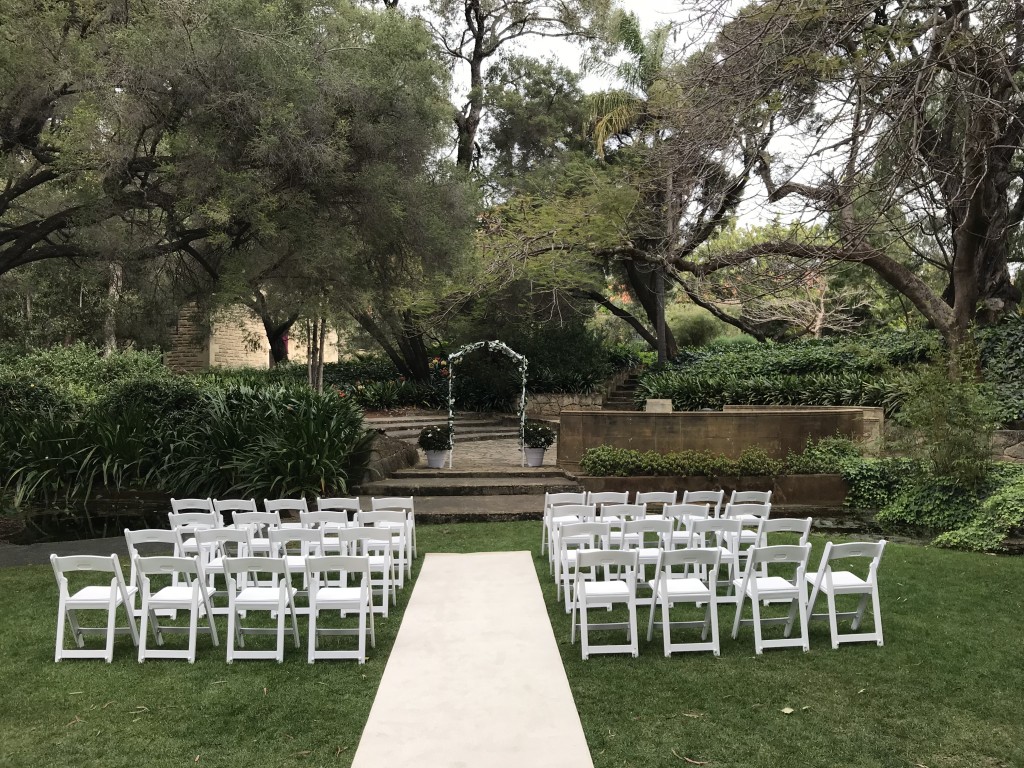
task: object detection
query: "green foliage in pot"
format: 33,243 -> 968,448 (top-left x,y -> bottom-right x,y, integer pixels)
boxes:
417,424 -> 453,451
523,421 -> 556,449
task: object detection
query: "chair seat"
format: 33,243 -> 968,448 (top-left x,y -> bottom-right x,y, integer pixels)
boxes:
649,577 -> 710,599
147,586 -> 196,604
367,556 -> 391,570
315,586 -> 363,603
805,570 -> 870,593
581,581 -> 630,600
68,585 -> 136,607
734,576 -> 799,599
235,586 -> 296,606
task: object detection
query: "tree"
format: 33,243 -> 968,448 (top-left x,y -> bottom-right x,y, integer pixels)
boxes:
420,0 -> 614,169
661,0 -> 1024,348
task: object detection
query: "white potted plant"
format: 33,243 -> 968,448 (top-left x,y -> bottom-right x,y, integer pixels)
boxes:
418,424 -> 453,468
523,421 -> 556,467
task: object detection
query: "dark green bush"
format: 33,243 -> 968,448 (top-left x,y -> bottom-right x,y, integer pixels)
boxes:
840,457 -> 918,510
785,435 -> 863,474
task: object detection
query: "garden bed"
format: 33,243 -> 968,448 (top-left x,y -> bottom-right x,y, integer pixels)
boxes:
576,473 -> 849,507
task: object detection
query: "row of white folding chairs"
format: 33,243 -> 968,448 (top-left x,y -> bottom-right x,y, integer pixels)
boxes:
543,500 -> 772,577
128,525 -> 403,617
51,550 -> 376,664
539,490 -> 771,556
565,532 -> 886,659
169,496 -> 416,585
552,516 -> 803,612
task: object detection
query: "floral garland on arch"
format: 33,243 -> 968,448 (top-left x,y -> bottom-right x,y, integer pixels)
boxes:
447,340 -> 528,468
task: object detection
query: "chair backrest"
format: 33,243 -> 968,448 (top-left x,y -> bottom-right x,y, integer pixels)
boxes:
171,498 -> 214,514
655,547 -> 720,581
545,491 -> 586,509
213,498 -> 258,516
558,521 -> 611,551
371,496 -> 414,514
50,554 -> 133,604
221,556 -> 287,585
301,511 -> 350,532
357,510 -> 408,538
756,517 -> 812,546
317,497 -> 361,513
232,510 -> 281,540
168,510 -> 221,531
335,527 -> 394,556
268,527 -> 325,558
724,502 -> 772,522
264,498 -> 310,516
634,491 -> 677,506
134,555 -> 206,589
689,518 -> 743,552
682,490 -> 725,517
125,528 -> 184,586
746,543 -> 811,569
730,490 -> 772,505
194,527 -> 253,558
622,518 -> 674,549
586,491 -> 629,506
576,548 -> 639,586
305,555 -> 371,587
663,503 -> 710,530
598,503 -> 646,522
819,540 -> 886,582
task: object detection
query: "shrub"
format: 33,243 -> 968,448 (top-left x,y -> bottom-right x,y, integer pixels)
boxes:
523,422 -> 556,449
840,457 -> 918,510
417,424 -> 453,451
785,435 -> 863,474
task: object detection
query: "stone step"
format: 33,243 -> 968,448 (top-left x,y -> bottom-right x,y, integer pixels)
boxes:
391,468 -> 567,479
367,416 -> 508,428
358,475 -> 581,497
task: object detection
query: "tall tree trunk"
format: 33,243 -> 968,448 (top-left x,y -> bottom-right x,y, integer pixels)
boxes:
623,259 -> 678,358
102,261 -> 122,356
454,32 -> 485,169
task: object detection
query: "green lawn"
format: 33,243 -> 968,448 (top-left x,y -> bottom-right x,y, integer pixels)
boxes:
1,522 -> 1022,767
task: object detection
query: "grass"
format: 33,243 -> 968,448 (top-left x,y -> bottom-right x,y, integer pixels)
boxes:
1,521 -> 1022,767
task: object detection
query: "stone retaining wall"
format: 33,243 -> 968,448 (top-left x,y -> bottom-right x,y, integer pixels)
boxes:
557,408 -> 863,473
361,432 -> 419,486
526,392 -> 604,418
992,430 -> 1024,462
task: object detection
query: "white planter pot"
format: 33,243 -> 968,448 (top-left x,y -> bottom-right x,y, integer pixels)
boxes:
424,449 -> 449,469
524,447 -> 546,467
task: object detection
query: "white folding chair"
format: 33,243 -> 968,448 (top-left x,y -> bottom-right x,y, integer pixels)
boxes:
51,554 -> 139,662
269,527 -> 326,613
168,508 -> 221,557
336,528 -> 396,617
540,491 -> 587,556
621,518 -> 674,600
682,489 -> 725,518
688,517 -> 743,591
264,498 -> 310,533
135,556 -> 218,663
635,491 -> 677,515
730,489 -> 772,505
646,548 -> 721,656
223,556 -> 300,663
317,497 -> 361,525
757,517 -> 812,548
301,511 -> 351,554
724,502 -> 773,556
124,528 -> 186,618
171,498 -> 215,515
731,544 -> 812,654
663,503 -> 710,549
193,527 -> 253,612
357,510 -> 409,587
570,549 -> 640,659
232,510 -> 281,555
371,496 -> 416,559
213,498 -> 258,525
548,504 -> 597,574
806,540 -> 887,649
555,521 -> 610,613
305,555 -> 376,663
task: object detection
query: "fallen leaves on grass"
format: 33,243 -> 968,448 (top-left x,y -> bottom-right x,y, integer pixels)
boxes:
671,749 -> 709,764
781,707 -> 795,715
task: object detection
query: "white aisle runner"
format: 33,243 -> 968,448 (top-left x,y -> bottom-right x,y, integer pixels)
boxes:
351,551 -> 594,768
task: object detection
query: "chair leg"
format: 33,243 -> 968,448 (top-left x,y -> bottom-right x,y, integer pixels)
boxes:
708,599 -> 721,657
357,607 -> 366,665
55,600 -> 66,662
187,589 -> 200,663
797,587 -> 810,652
870,586 -> 884,646
105,593 -> 118,663
731,593 -> 744,640
750,593 -> 763,655
827,590 -> 841,649
580,598 -> 590,660
661,593 -> 672,657
276,589 -> 286,663
308,604 -> 318,664
628,601 -> 639,658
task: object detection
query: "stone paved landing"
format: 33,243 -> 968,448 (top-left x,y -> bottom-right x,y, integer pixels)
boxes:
351,551 -> 594,768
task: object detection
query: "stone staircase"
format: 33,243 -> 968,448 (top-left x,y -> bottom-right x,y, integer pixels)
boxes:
360,411 -> 582,518
603,371 -> 643,411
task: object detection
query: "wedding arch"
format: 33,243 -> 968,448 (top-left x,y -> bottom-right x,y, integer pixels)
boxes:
447,340 -> 528,467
